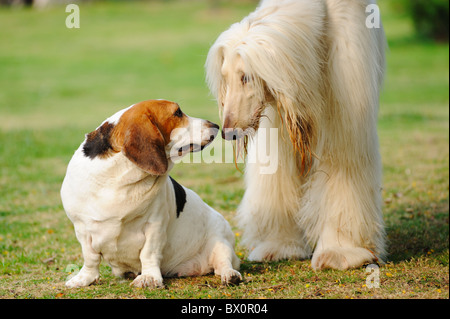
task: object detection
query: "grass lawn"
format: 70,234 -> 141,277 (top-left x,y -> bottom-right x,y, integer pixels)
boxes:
0,0 -> 448,299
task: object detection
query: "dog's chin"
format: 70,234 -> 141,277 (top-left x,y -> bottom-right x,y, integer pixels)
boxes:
172,139 -> 214,158
177,143 -> 201,156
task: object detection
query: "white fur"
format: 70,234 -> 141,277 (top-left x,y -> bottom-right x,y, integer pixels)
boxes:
205,0 -> 386,269
61,104 -> 241,288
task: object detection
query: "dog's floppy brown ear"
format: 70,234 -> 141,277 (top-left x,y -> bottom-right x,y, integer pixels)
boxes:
122,115 -> 168,175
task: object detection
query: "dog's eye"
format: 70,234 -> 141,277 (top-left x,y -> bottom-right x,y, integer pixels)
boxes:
173,108 -> 183,118
241,74 -> 250,85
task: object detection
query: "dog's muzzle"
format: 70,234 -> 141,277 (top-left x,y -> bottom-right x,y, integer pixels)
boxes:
203,121 -> 220,145
222,128 -> 242,140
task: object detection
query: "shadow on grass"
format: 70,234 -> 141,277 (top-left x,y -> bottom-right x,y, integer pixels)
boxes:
385,198 -> 449,264
234,197 -> 449,272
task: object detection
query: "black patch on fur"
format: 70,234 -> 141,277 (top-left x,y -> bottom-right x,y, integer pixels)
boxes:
169,176 -> 186,218
83,122 -> 115,159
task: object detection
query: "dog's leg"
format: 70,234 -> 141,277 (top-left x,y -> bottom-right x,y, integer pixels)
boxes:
209,240 -> 242,285
305,0 -> 386,270
131,216 -> 167,289
66,232 -> 101,288
311,221 -> 383,271
302,161 -> 385,270
240,183 -> 311,263
237,110 -> 312,261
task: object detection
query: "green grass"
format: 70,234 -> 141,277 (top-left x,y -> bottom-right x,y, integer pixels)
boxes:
0,0 -> 448,299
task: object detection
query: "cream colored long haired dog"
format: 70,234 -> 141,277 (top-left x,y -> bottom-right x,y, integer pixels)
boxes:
205,0 -> 386,270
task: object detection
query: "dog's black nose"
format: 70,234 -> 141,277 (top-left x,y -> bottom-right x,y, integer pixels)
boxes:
209,122 -> 220,130
221,128 -> 238,140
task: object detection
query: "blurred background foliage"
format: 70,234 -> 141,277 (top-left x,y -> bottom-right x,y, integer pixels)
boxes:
1,0 -> 448,42
392,0 -> 449,41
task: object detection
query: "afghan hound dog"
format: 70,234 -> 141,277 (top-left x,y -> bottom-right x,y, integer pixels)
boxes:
205,0 -> 386,270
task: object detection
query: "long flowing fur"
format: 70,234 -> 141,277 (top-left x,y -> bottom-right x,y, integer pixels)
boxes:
206,0 -> 386,269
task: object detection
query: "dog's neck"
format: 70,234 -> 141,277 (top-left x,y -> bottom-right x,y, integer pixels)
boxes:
81,150 -> 173,193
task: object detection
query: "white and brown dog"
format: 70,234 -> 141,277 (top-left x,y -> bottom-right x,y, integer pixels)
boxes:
61,99 -> 241,288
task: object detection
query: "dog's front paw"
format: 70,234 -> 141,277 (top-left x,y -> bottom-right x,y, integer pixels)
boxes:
65,270 -> 99,288
311,247 -> 377,270
248,241 -> 311,262
131,274 -> 164,289
221,269 -> 242,286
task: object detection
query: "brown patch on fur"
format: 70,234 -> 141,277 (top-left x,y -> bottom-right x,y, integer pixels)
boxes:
367,249 -> 379,262
277,100 -> 316,176
109,100 -> 189,175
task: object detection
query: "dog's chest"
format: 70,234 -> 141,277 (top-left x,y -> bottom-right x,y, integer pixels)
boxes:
88,214 -> 147,265
72,189 -> 161,270
84,184 -> 173,272
85,217 -> 152,275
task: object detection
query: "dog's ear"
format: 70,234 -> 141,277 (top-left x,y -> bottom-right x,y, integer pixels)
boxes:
122,115 -> 168,176
83,122 -> 115,159
277,94 -> 316,175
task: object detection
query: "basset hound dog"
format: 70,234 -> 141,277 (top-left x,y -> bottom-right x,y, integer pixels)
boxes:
61,99 -> 242,288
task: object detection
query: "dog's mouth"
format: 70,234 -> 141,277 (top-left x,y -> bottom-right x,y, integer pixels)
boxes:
221,125 -> 258,141
177,143 -> 203,156
177,137 -> 216,156
170,126 -> 218,159
222,128 -> 243,140
221,104 -> 264,141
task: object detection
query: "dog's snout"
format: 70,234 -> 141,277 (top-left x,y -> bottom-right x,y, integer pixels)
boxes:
209,122 -> 220,130
198,120 -> 219,149
222,128 -> 244,141
221,128 -> 238,140
221,116 -> 240,140
206,121 -> 219,140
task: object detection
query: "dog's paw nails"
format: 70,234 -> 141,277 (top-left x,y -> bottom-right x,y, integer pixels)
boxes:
221,269 -> 242,286
131,274 -> 164,289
